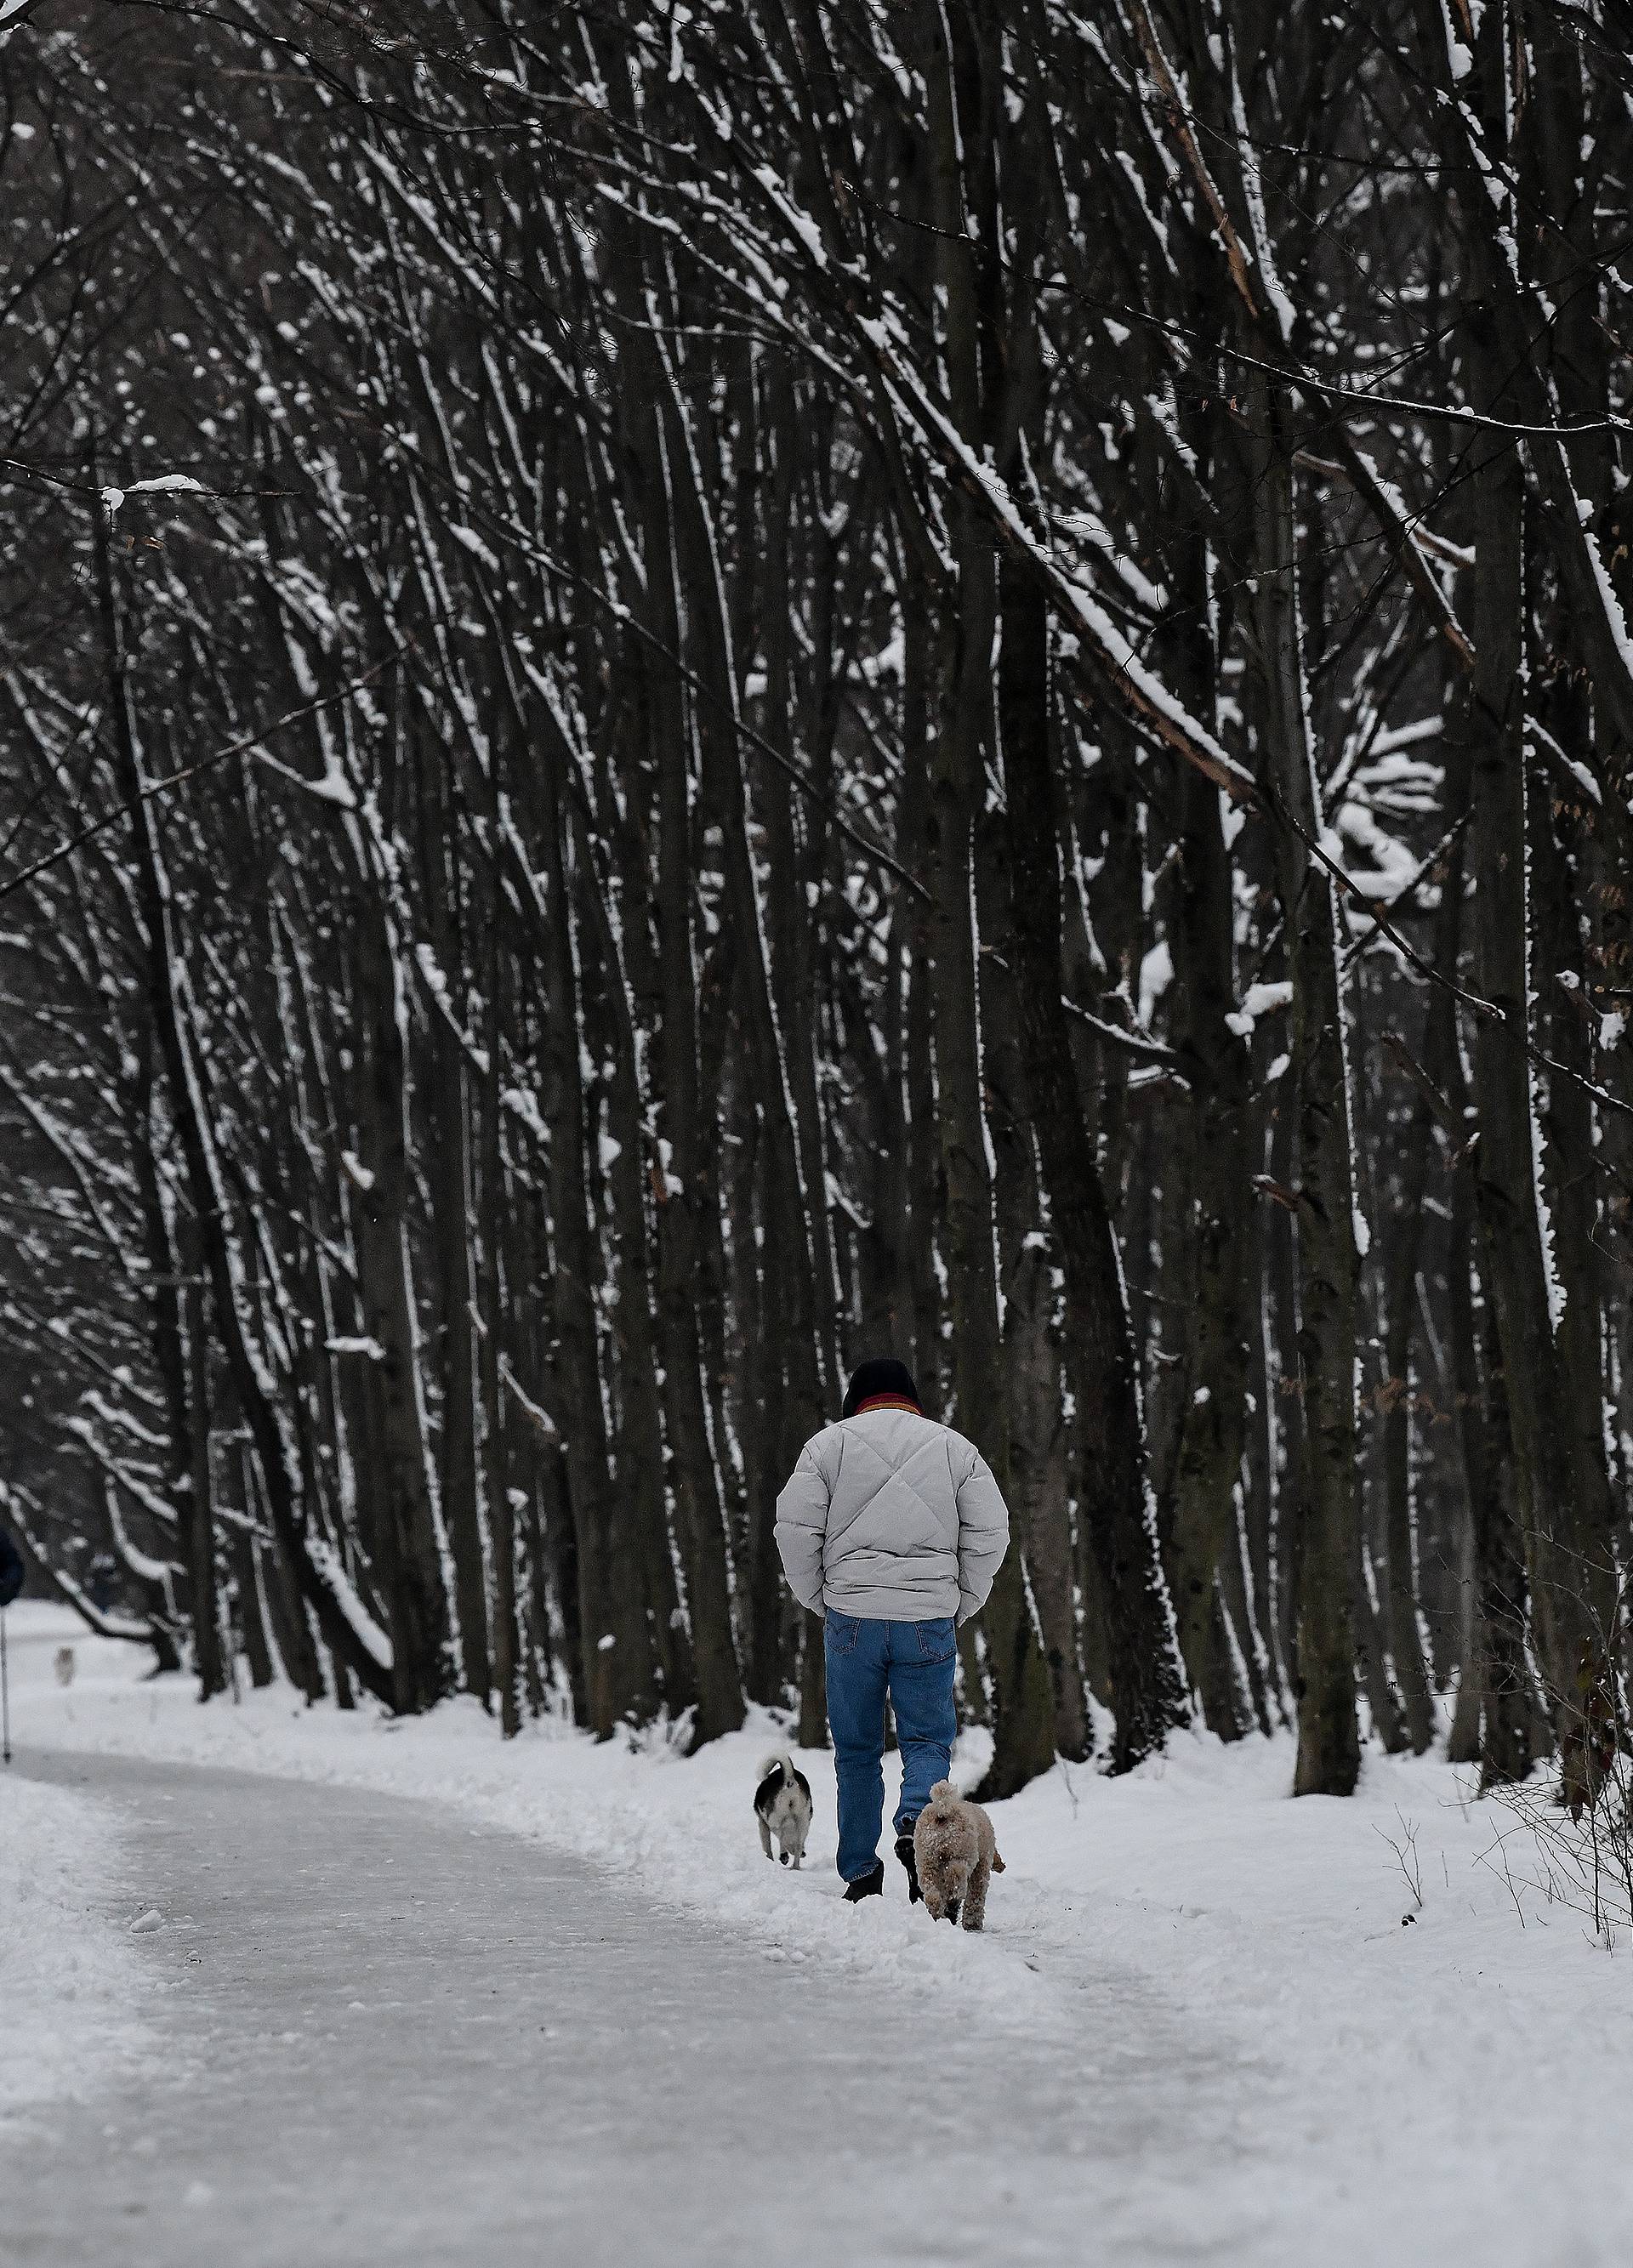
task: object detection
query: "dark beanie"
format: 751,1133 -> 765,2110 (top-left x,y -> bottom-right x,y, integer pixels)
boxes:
841,1357 -> 922,1419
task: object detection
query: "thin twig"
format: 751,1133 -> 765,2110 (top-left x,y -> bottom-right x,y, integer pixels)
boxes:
0,646 -> 412,905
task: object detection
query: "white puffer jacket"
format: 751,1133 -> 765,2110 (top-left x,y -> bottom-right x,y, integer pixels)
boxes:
773,1406 -> 1010,1625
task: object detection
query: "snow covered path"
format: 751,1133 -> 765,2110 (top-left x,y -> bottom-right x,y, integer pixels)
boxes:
4,1748 -> 1246,2267
13,1605 -> 1633,2266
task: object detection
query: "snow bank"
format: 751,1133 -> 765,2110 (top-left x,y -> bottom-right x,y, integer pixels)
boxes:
14,1600 -> 1633,2261
1,1623 -> 153,2126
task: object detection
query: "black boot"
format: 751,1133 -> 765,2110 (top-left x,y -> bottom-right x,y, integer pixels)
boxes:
842,1861 -> 885,1902
894,1832 -> 922,1905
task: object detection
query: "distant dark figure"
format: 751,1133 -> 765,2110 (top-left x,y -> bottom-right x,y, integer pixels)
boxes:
774,1357 -> 1010,1904
86,1552 -> 117,1613
0,1524 -> 24,1608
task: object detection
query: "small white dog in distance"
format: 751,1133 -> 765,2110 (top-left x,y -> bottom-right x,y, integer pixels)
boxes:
754,1751 -> 813,1868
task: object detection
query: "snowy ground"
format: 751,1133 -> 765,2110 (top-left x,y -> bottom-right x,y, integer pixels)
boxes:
6,1600 -> 1633,2264
0,1615 -> 156,2129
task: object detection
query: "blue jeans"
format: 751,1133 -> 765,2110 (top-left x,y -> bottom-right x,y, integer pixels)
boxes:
824,1612 -> 958,1881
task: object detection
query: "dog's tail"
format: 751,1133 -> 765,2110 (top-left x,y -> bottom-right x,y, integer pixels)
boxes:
757,1750 -> 794,1786
925,1778 -> 962,1820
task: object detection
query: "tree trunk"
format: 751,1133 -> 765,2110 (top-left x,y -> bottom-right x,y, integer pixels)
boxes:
1164,754 -> 1257,1737
648,618 -> 744,1744
235,1528 -> 276,1691
1243,378 -> 1361,1797
421,764 -> 492,1706
183,1261 -> 226,1702
982,796 -> 1091,1766
567,782 -> 695,1720
1465,372 -> 1618,1796
999,560 -> 1186,1770
479,910 -> 521,1738
536,738 -> 651,1735
1377,1074 -> 1437,1754
350,889 -> 450,1714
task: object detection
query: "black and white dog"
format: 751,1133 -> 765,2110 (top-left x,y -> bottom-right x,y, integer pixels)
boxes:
754,1750 -> 813,1868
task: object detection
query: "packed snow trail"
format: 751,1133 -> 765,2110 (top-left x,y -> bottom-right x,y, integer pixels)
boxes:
5,1748 -> 1259,2267
14,1617 -> 1633,2264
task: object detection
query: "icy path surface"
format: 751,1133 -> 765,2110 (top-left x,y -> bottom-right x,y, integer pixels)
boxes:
4,1748 -> 1248,2268
0,1773 -> 151,2123
14,1602 -> 1633,2267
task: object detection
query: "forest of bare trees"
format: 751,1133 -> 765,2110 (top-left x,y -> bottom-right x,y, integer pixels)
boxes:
5,0 -> 1633,1805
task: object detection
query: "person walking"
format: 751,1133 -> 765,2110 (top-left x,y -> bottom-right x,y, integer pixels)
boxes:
1,1521 -> 25,1768
0,1524 -> 23,1610
774,1356 -> 1010,1902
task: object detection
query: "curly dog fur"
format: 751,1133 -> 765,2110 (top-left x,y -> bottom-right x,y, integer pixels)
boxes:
912,1779 -> 1004,1930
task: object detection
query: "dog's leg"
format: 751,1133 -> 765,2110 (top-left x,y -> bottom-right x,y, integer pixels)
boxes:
961,1856 -> 989,1930
758,1816 -> 773,1861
